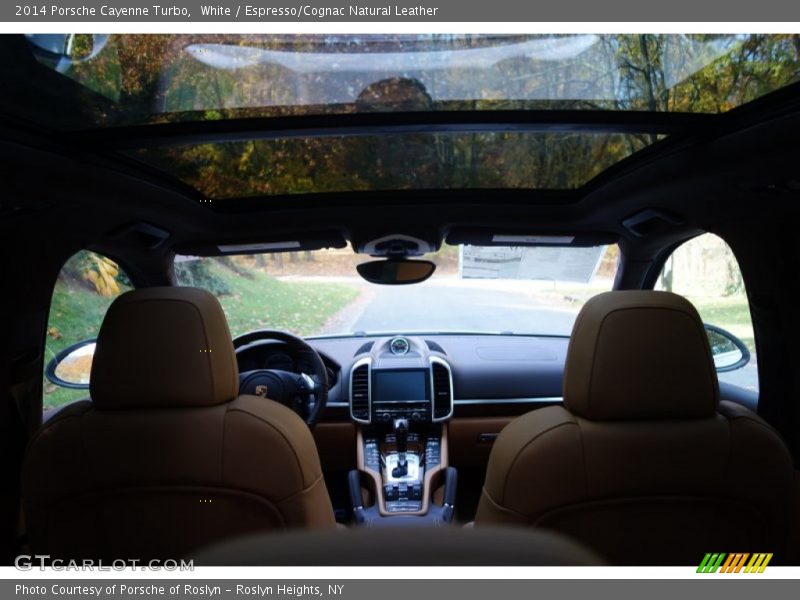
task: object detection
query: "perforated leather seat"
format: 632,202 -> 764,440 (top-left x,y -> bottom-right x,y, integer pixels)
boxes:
23,287 -> 335,560
475,290 -> 794,565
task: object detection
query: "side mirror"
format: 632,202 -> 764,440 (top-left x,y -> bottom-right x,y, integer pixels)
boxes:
356,259 -> 436,285
705,324 -> 750,372
45,338 -> 96,389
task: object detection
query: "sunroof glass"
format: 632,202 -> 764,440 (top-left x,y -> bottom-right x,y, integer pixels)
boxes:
127,131 -> 658,199
15,34 -> 800,130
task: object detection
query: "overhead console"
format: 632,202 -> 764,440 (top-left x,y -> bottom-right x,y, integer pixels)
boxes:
347,336 -> 456,525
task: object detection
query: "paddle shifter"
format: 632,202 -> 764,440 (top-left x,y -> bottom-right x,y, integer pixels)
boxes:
391,418 -> 409,478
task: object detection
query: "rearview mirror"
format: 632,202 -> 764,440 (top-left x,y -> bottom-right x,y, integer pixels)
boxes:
356,259 -> 436,285
45,339 -> 96,389
705,324 -> 750,372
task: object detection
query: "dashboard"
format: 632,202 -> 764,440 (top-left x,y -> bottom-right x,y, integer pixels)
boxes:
235,333 -> 569,421
234,331 -> 757,420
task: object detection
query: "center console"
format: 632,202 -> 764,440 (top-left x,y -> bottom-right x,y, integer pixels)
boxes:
347,336 -> 457,526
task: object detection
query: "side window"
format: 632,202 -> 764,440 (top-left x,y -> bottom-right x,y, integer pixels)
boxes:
656,233 -> 757,394
43,251 -> 132,412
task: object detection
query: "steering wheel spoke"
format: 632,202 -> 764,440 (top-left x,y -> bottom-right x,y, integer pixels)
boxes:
300,372 -> 326,394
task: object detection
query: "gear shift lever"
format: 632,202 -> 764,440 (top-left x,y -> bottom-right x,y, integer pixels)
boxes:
392,418 -> 409,478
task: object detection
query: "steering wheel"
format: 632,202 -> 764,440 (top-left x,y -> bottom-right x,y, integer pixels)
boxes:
232,330 -> 328,427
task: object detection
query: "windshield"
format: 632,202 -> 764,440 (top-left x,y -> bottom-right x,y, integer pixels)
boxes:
174,244 -> 618,337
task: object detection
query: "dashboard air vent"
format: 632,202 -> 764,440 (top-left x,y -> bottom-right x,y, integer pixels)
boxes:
430,358 -> 453,421
349,360 -> 371,423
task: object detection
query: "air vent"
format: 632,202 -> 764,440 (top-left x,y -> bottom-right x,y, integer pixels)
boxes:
425,340 -> 446,354
349,359 -> 371,423
430,357 -> 453,422
355,341 -> 375,356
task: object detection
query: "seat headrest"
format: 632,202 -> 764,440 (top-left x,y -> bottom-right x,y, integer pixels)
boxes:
563,291 -> 719,421
90,287 -> 239,410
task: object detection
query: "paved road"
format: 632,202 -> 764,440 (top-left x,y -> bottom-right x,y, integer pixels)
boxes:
300,275 -> 760,393
717,360 -> 759,393
346,280 -> 579,335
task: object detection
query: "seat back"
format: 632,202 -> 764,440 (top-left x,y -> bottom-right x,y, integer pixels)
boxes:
23,287 -> 335,559
476,291 -> 794,565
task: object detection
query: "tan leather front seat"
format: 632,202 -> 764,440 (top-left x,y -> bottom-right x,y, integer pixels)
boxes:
475,290 -> 794,565
23,287 -> 335,560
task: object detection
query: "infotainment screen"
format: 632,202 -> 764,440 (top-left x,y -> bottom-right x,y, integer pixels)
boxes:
372,369 -> 430,403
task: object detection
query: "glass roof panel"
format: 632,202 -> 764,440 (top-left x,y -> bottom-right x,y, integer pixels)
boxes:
129,131 -> 657,199
10,34 -> 800,130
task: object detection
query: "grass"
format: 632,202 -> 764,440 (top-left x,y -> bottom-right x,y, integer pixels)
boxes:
205,260 -> 359,337
686,295 -> 755,352
542,286 -> 755,351
43,261 -> 359,409
43,280 -> 127,409
45,282 -> 122,359
527,283 -> 756,354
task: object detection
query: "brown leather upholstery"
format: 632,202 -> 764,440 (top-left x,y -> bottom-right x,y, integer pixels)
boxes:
91,287 -> 238,409
564,290 -> 718,420
23,287 -> 335,560
476,291 -> 794,565
191,526 -> 606,566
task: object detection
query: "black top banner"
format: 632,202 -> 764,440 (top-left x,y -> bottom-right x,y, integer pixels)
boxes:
5,0 -> 800,22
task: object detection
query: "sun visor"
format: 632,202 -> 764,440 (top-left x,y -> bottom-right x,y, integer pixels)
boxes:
174,231 -> 348,256
446,228 -> 618,247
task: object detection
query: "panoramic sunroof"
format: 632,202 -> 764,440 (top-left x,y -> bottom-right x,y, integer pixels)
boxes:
4,34 -> 797,200
128,132 -> 656,199
16,33 -> 800,129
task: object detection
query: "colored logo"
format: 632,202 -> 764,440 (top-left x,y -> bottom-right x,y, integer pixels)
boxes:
697,553 -> 773,573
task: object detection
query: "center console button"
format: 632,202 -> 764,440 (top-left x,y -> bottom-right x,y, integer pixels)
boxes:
386,501 -> 423,513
